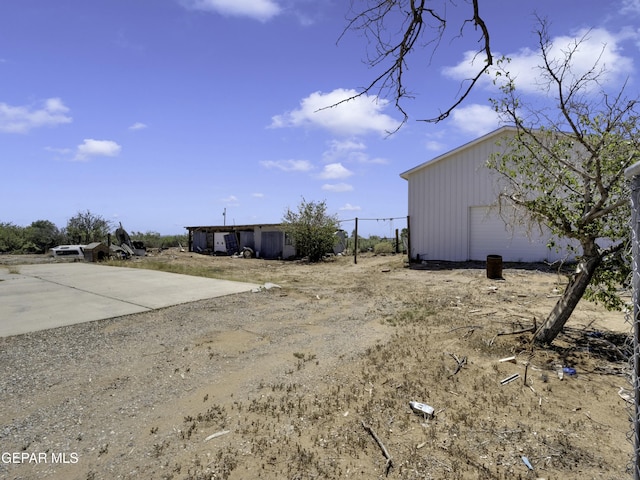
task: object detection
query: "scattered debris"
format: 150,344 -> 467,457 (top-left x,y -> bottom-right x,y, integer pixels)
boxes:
361,420 -> 393,476
448,325 -> 484,333
521,456 -> 534,470
251,282 -> 282,293
448,353 -> 467,377
112,222 -> 146,258
490,319 -> 537,345
409,401 -> 435,418
563,367 -> 576,376
204,430 -> 230,442
499,356 -> 517,364
500,373 -> 520,386
618,387 -> 634,404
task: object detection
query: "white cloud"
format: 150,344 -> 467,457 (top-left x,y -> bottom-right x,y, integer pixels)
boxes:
321,138 -> 387,164
339,203 -> 361,211
0,97 -> 72,133
129,122 -> 147,131
442,49 -> 496,86
449,104 -> 500,137
252,192 -> 264,198
318,163 -> 353,180
424,140 -> 446,152
44,146 -> 72,155
271,88 -> 401,136
260,159 -> 314,172
621,0 -> 640,14
322,139 -> 366,162
221,195 -> 240,206
322,183 -> 354,192
180,0 -> 281,21
444,28 -> 635,95
74,139 -> 121,161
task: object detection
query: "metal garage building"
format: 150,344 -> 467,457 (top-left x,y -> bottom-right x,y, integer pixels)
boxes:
400,126 -> 570,263
185,224 -> 296,260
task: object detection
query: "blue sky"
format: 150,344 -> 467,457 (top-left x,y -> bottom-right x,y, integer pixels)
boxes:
1,1 -> 639,237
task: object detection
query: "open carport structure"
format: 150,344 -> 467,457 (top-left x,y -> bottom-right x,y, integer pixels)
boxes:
185,223 -> 296,259
0,263 -> 260,337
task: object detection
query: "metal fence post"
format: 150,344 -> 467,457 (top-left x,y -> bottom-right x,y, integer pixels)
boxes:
625,162 -> 640,480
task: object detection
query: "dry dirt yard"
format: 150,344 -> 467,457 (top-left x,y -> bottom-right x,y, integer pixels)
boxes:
0,250 -> 634,479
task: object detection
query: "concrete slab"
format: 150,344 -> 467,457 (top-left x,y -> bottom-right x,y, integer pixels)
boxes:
0,263 -> 260,337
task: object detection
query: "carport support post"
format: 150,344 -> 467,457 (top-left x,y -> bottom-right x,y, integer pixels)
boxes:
354,217 -> 358,265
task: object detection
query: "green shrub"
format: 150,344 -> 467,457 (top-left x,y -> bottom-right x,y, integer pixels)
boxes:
373,242 -> 393,254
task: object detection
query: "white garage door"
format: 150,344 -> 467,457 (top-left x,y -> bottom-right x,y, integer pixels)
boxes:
469,206 -> 550,262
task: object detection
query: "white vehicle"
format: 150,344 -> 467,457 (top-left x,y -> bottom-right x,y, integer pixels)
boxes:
49,245 -> 86,260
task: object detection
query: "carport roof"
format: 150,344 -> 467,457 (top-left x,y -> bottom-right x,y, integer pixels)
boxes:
185,224 -> 284,233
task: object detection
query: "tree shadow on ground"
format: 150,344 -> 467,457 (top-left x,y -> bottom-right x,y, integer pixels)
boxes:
410,260 -> 574,274
553,326 -> 633,364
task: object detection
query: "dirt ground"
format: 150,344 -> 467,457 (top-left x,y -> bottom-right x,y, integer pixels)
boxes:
0,250 -> 635,479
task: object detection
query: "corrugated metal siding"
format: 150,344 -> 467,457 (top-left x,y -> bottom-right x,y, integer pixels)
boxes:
406,129 -> 584,262
468,206 -> 552,261
192,231 -> 208,252
408,136 -> 505,261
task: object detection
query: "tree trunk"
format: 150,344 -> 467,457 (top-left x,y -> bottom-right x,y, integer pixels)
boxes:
533,253 -> 602,345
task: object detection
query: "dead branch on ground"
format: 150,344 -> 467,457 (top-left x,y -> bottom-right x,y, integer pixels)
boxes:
361,420 -> 393,476
448,353 -> 467,377
490,319 -> 537,345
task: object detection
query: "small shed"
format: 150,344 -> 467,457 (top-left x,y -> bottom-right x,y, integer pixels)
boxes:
185,224 -> 296,259
84,242 -> 110,262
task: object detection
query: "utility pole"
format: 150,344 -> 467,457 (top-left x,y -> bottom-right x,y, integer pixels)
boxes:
223,208 -> 226,226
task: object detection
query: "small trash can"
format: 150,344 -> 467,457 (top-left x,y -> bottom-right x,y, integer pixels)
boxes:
486,255 -> 503,279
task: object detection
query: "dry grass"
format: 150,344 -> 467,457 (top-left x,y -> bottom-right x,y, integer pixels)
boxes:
108,253 -> 635,479
173,303 -> 630,479
0,250 -> 632,479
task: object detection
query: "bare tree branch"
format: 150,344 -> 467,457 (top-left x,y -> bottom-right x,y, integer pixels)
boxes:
330,0 -> 492,127
489,18 -> 638,343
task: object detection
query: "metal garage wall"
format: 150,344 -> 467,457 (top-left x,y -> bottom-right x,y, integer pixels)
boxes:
405,129 -> 512,261
192,231 -> 207,252
260,231 -> 283,259
468,206 -> 553,262
239,231 -> 255,250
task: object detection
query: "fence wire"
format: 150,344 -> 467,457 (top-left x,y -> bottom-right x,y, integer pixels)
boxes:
628,172 -> 640,480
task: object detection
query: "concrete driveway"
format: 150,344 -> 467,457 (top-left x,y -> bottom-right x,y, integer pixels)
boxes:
0,263 -> 260,337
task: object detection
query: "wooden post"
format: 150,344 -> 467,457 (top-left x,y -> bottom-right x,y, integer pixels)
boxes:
395,228 -> 399,254
354,217 -> 358,265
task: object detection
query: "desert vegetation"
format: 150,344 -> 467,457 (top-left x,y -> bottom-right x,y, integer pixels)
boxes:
0,252 -> 632,479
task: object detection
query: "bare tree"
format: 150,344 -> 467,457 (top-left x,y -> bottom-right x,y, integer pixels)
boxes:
337,0 -> 492,126
489,22 -> 639,344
